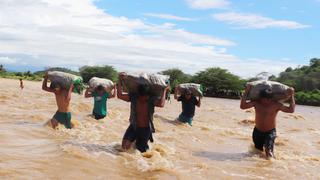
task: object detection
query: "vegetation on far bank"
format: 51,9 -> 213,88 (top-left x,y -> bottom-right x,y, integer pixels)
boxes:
0,58 -> 319,106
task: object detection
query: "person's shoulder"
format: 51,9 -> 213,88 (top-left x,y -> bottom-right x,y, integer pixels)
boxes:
274,101 -> 284,109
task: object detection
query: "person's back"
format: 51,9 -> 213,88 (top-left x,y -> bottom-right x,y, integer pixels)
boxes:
240,84 -> 295,159
253,100 -> 281,132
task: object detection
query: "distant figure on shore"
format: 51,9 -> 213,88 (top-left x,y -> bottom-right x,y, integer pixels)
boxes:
42,72 -> 74,129
84,85 -> 116,120
240,84 -> 295,159
174,88 -> 201,126
19,79 -> 24,90
117,72 -> 170,153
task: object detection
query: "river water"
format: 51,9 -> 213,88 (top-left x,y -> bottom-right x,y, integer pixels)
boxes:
0,78 -> 319,179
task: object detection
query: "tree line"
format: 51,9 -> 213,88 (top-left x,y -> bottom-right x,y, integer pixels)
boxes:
0,58 -> 319,106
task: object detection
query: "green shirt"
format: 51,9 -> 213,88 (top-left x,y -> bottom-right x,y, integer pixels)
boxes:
92,91 -> 109,116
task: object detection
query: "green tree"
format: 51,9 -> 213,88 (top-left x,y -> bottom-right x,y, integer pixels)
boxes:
268,75 -> 277,81
34,67 -> 80,76
0,64 -> 5,72
24,71 -> 32,77
14,72 -> 23,76
160,68 -> 191,91
310,58 -> 320,68
285,67 -> 293,72
79,65 -> 118,83
192,67 -> 244,91
277,58 -> 320,91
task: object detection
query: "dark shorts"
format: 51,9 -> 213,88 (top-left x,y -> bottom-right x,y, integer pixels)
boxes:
178,114 -> 193,126
252,127 -> 276,151
123,124 -> 152,153
93,112 -> 106,120
53,111 -> 72,129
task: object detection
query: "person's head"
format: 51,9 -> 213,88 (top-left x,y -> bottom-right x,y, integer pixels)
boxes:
19,78 -> 22,81
50,82 -> 62,92
185,89 -> 192,100
137,84 -> 149,99
259,89 -> 273,104
96,85 -> 105,95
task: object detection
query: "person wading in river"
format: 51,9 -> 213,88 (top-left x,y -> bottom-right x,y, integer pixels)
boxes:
240,84 -> 295,159
117,72 -> 170,153
42,72 -> 74,129
174,88 -> 201,126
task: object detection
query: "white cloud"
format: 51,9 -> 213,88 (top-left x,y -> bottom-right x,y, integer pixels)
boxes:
0,56 -> 16,64
186,0 -> 229,9
0,0 -> 296,78
144,13 -> 195,21
213,12 -> 309,29
215,58 -> 298,78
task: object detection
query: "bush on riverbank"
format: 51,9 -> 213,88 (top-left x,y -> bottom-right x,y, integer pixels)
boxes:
0,71 -> 42,81
295,90 -> 320,106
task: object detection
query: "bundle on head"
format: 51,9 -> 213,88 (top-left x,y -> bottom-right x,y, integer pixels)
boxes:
247,80 -> 290,101
120,72 -> 170,97
47,71 -> 84,94
177,83 -> 203,97
88,77 -> 114,92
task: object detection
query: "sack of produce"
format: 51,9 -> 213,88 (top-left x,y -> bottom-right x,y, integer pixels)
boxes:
121,72 -> 170,97
47,71 -> 84,94
88,77 -> 114,92
247,80 -> 291,101
177,83 -> 203,97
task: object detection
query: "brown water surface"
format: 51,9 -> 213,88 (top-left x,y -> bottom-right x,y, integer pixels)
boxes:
0,78 -> 319,179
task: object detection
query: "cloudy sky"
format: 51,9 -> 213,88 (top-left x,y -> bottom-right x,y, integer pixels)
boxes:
0,0 -> 319,78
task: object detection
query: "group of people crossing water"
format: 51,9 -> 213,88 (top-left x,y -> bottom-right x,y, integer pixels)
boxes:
42,71 -> 295,159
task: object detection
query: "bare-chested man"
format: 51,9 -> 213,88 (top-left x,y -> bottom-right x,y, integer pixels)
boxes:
117,72 -> 170,153
42,72 -> 74,129
240,84 -> 295,159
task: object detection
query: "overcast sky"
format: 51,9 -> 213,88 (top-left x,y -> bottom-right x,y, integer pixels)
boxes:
0,0 -> 319,78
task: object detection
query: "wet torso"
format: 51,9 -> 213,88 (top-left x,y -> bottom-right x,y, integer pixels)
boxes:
54,91 -> 70,113
136,98 -> 149,128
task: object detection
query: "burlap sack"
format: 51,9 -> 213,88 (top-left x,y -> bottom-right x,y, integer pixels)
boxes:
177,83 -> 203,97
88,77 -> 114,92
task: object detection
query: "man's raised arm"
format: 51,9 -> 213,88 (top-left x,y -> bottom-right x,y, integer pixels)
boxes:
117,73 -> 130,102
279,88 -> 295,113
240,84 -> 254,109
42,72 -> 53,92
155,86 -> 170,107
